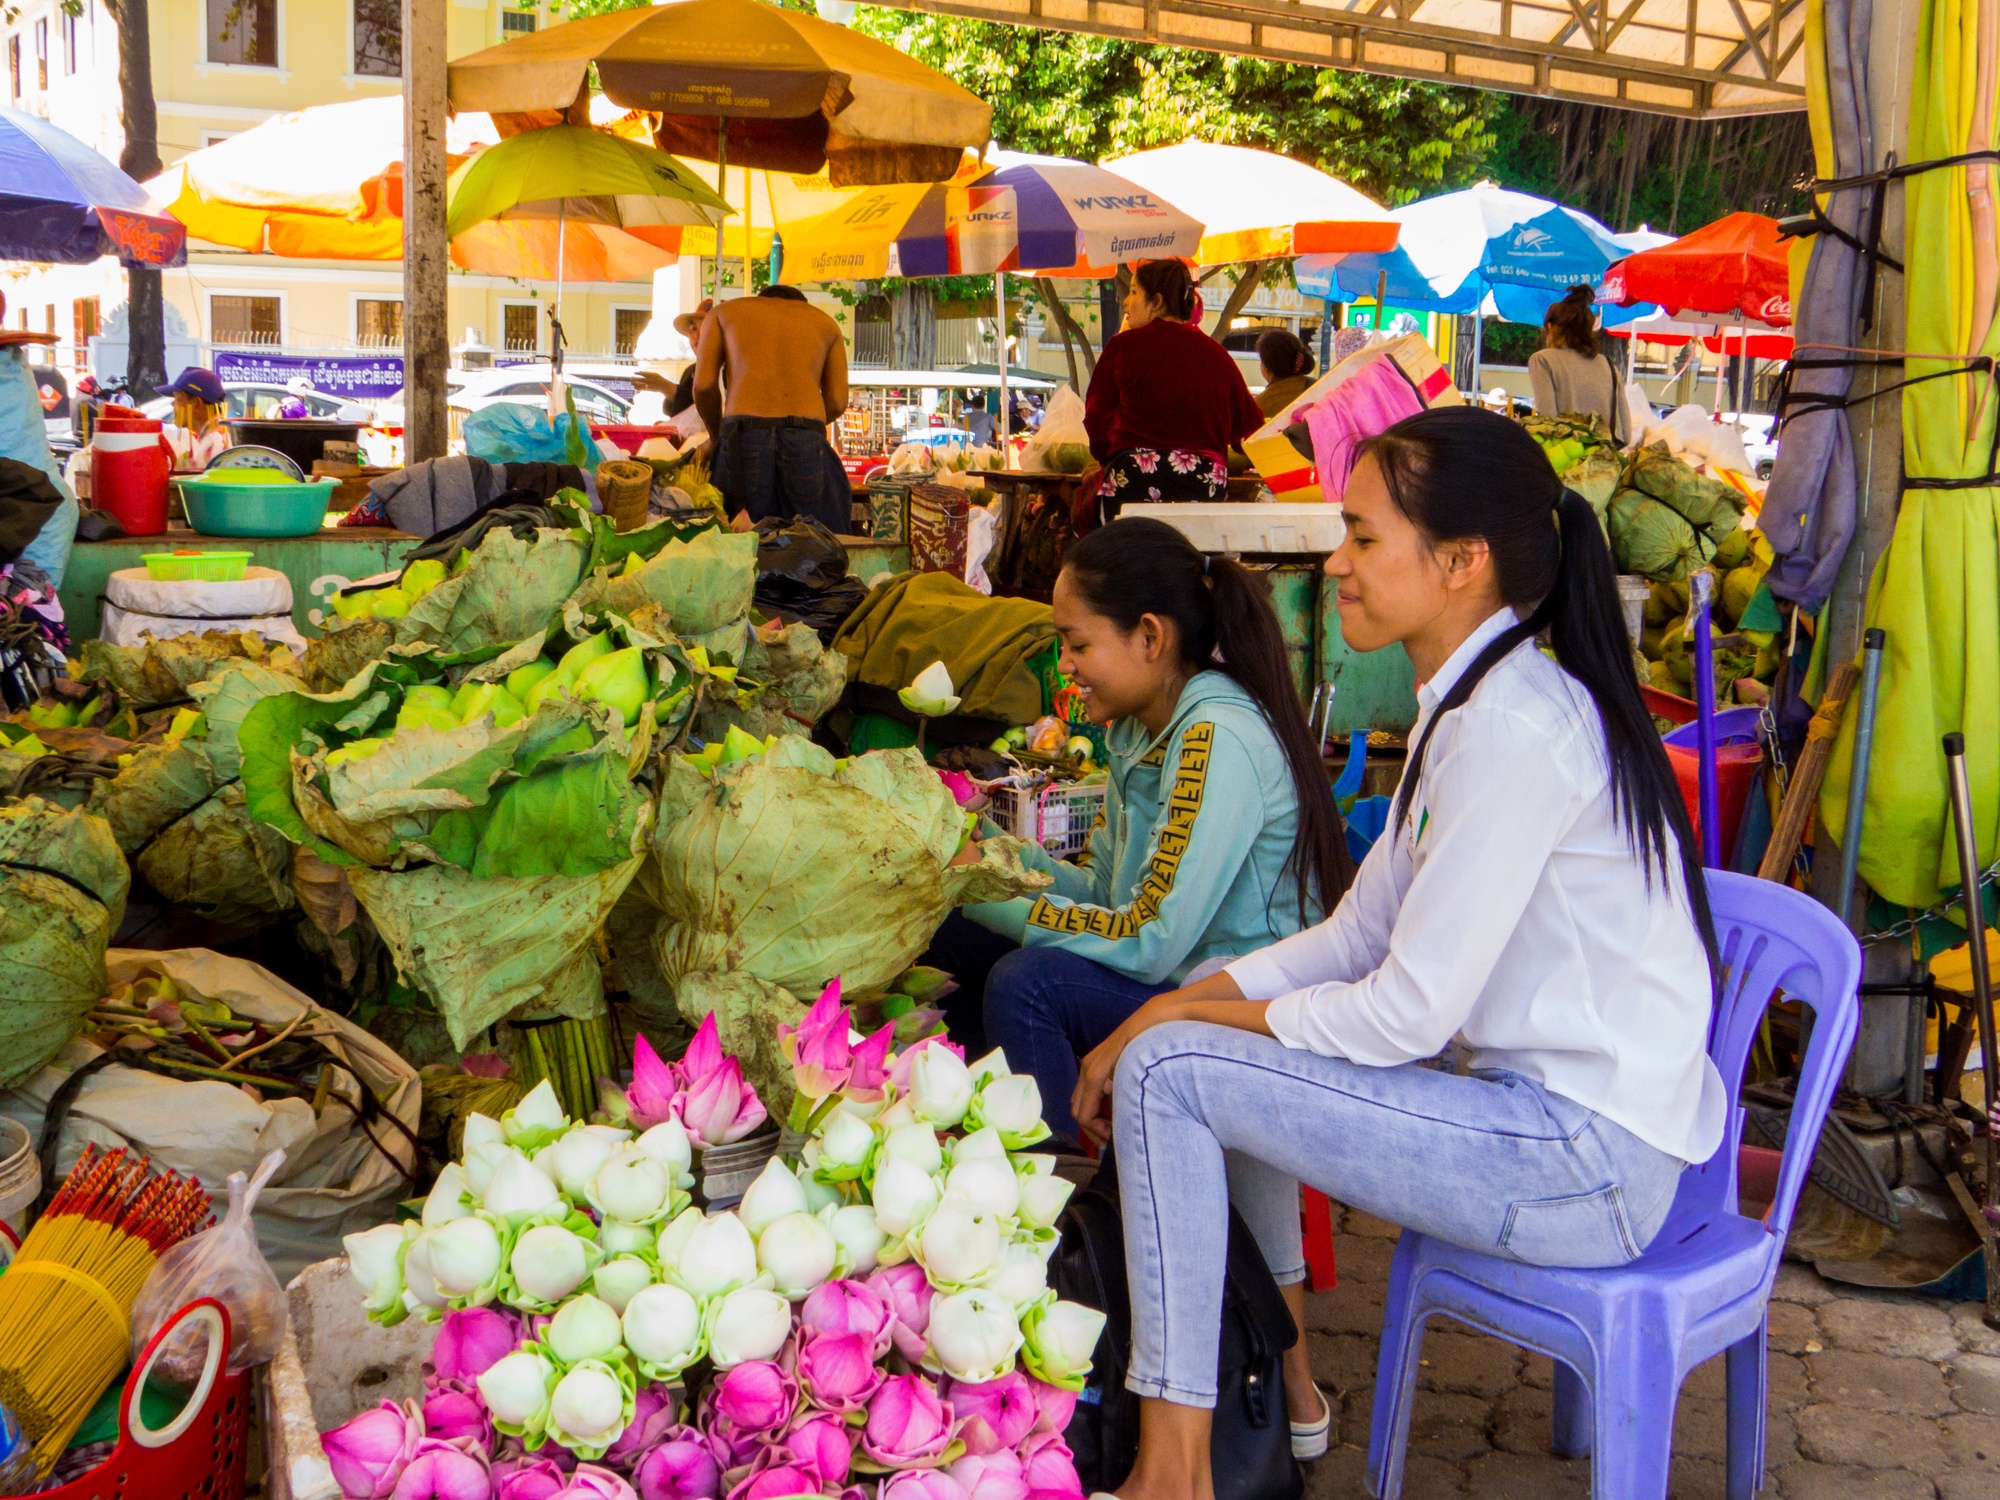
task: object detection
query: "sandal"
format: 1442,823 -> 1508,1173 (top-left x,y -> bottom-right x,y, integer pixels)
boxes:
1290,1383 -> 1332,1460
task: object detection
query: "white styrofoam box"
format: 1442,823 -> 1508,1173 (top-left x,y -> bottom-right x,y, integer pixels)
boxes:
1118,502 -> 1346,554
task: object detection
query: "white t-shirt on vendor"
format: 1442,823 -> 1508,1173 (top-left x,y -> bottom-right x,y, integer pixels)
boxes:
1225,607 -> 1726,1165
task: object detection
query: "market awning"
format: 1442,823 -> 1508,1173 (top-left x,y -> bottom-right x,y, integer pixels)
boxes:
889,0 -> 1804,119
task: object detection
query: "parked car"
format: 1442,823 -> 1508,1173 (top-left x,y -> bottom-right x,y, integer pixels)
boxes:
140,383 -> 360,423
446,369 -> 632,424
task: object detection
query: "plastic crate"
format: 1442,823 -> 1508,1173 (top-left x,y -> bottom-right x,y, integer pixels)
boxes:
989,779 -> 1106,858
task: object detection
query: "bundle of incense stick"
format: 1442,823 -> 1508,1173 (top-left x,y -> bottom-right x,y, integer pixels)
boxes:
0,1145 -> 211,1475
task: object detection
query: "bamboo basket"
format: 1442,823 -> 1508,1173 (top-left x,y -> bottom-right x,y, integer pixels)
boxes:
597,459 -> 655,532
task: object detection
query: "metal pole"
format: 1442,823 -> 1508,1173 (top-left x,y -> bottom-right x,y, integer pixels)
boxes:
1320,298 -> 1334,372
1690,568 -> 1720,866
1943,731 -> 1999,1223
1836,629 -> 1888,926
996,270 -> 1010,459
401,0 -> 449,463
716,119 -> 729,297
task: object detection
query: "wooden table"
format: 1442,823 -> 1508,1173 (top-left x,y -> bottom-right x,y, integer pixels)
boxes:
62,522 -> 421,640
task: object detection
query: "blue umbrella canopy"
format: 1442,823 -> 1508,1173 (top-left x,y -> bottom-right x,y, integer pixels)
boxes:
0,107 -> 185,267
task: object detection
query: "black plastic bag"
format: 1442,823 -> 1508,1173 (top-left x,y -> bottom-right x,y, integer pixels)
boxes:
754,518 -> 869,642
0,458 -> 62,567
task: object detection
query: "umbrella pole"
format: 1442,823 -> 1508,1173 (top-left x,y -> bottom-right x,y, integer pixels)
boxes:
716,118 -> 729,299
997,270 -> 1010,459
1470,281 -> 1483,398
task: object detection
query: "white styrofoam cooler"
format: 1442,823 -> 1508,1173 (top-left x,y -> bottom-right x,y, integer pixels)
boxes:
1118,502 -> 1346,554
101,565 -> 307,648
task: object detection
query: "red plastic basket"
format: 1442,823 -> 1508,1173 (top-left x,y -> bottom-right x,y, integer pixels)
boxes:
39,1298 -> 251,1500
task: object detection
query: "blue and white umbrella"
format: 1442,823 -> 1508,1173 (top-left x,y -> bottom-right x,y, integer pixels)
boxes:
1295,183 -> 1668,385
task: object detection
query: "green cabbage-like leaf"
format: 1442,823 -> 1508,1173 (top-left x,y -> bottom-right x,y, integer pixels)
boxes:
653,747 -> 1048,999
134,781 -> 295,926
79,631 -> 288,708
0,800 -> 129,1089
567,528 -> 756,636
393,526 -> 591,658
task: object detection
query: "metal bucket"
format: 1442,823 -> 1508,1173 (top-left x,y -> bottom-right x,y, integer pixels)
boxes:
695,1131 -> 780,1209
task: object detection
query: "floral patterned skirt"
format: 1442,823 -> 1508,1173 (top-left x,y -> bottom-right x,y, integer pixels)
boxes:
1095,446 -> 1228,524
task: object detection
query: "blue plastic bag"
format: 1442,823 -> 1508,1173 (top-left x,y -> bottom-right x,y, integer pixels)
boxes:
462,402 -> 607,467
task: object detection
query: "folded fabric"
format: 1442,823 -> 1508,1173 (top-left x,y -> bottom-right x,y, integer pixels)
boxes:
1295,355 -> 1426,504
368,455 -> 502,536
831,570 -> 1054,725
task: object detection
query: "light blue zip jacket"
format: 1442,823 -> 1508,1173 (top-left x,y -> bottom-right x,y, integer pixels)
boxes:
965,670 -> 1320,985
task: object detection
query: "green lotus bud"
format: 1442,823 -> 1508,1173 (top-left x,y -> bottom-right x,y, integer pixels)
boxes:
397,701 -> 461,733
573,646 -> 651,726
325,736 -> 385,768
402,558 -> 447,599
453,681 -> 526,728
369,587 -> 411,619
507,659 -> 557,701
405,685 -> 455,714
557,632 -> 614,678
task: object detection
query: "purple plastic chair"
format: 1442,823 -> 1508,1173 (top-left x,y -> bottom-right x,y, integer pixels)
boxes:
1365,870 -> 1861,1500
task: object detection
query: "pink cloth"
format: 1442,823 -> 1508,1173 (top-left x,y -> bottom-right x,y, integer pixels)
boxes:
1295,355 -> 1425,504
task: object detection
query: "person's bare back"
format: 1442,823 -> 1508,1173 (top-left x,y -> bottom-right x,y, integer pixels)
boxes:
692,293 -> 847,438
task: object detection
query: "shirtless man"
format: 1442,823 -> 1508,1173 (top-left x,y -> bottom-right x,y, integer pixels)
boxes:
693,285 -> 852,535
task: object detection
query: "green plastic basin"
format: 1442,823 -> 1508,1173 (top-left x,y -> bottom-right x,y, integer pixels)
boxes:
176,476 -> 336,538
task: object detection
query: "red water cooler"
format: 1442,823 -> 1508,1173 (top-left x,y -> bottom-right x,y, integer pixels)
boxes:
92,415 -> 173,536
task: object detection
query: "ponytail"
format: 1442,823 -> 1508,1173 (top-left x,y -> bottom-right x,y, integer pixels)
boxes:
1061,518 -> 1353,925
1358,407 -> 1718,978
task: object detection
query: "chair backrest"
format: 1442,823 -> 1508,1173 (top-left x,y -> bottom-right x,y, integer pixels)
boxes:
1672,869 -> 1862,1240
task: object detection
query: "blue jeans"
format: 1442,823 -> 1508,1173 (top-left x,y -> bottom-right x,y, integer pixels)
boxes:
982,946 -> 1170,1144
1113,1021 -> 1686,1408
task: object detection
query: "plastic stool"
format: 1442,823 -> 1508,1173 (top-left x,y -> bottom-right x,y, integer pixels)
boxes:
1301,1185 -> 1339,1291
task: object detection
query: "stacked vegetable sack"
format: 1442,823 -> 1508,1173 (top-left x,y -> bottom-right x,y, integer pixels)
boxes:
1525,416 -> 1776,708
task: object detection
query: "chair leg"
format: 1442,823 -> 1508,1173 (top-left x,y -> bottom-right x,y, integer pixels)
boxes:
1586,1354 -> 1679,1500
1364,1245 -> 1426,1500
1552,1360 -> 1592,1458
1725,1329 -> 1768,1500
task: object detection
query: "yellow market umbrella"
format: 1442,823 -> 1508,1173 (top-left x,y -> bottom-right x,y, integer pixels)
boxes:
447,0 -> 990,187
1818,0 -> 2000,914
157,97 -> 699,282
1100,142 -> 1400,265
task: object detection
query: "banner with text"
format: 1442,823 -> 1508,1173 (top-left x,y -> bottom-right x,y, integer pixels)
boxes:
212,352 -> 406,401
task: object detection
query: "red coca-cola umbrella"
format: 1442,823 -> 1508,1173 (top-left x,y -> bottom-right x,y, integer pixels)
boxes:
1601,211 -> 1792,327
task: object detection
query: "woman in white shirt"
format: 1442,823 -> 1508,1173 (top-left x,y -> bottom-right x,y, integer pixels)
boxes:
1069,404 -> 1723,1497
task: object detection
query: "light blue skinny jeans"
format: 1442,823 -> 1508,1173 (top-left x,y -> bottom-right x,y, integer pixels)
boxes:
1112,1020 -> 1686,1407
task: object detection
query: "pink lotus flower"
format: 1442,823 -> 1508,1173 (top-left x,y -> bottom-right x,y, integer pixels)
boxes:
390,1437 -> 492,1500
935,770 -> 981,809
710,1360 -> 798,1437
629,1035 -> 683,1130
695,1414 -> 767,1472
949,1451 -> 1029,1500
553,1467 -> 637,1500
324,1399 -> 423,1499
493,1458 -> 570,1500
495,1439 -> 575,1473
462,1055 -> 512,1079
631,1434 -> 721,1500
942,1374 -> 1034,1456
845,1023 -> 895,1102
430,1307 -> 522,1388
887,1035 -> 965,1094
680,1056 -> 768,1147
798,1280 -> 892,1359
1016,1434 -> 1080,1498
778,979 -> 852,1101
724,1458 -> 822,1500
1022,1382 -> 1074,1440
796,1332 -> 883,1414
861,1375 -> 957,1469
675,1014 -> 725,1089
864,1263 -> 935,1366
601,1386 -> 679,1471
781,1412 -> 850,1488
423,1383 -> 493,1449
881,1472 -> 972,1500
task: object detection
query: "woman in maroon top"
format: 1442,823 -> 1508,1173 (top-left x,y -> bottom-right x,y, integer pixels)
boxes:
1084,260 -> 1265,521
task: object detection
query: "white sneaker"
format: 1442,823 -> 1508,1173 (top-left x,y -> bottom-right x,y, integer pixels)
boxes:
1290,1383 -> 1332,1460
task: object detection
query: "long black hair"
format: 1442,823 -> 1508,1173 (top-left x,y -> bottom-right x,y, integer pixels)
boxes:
1060,517 -> 1353,925
1357,405 -> 1718,970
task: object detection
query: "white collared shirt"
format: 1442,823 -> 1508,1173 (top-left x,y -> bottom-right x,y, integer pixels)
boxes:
1226,608 -> 1726,1164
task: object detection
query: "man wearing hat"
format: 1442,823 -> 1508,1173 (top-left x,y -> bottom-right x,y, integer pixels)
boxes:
693,286 -> 851,535
164,367 -> 232,470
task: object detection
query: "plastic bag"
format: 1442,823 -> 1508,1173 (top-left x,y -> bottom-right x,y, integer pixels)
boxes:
753,517 -> 869,642
888,442 -> 935,474
965,499 -> 999,595
462,403 -> 606,467
130,1148 -> 288,1381
1018,386 -> 1089,473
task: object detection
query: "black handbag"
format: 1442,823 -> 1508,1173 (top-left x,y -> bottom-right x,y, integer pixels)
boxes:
1049,1154 -> 1304,1500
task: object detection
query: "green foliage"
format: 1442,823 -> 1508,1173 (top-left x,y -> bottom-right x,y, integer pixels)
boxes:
852,10 -> 1500,205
